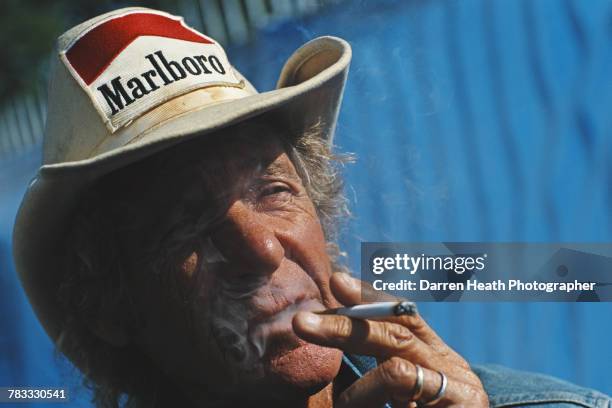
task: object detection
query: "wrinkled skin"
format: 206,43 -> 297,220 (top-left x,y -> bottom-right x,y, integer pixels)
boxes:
108,128 -> 487,407
125,131 -> 343,406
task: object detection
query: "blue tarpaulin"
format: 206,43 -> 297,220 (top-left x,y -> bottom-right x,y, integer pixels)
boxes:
1,1 -> 610,406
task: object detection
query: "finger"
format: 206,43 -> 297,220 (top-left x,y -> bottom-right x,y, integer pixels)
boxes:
330,273 -> 472,371
293,312 -> 479,385
293,312 -> 459,376
296,308 -> 478,385
392,402 -> 417,408
329,273 -> 482,384
370,315 -> 469,371
371,314 -> 469,371
388,398 -> 418,408
330,273 -> 446,347
330,272 -> 398,306
388,399 -> 415,408
337,357 -> 485,408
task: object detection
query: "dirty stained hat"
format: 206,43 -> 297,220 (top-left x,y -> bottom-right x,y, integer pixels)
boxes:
12,7 -> 351,347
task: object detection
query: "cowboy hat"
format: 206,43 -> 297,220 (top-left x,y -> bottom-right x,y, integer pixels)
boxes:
12,7 -> 351,351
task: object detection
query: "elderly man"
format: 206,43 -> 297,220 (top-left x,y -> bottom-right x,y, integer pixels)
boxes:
13,8 -> 611,408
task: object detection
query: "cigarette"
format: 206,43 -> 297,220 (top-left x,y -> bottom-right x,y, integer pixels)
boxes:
318,301 -> 417,319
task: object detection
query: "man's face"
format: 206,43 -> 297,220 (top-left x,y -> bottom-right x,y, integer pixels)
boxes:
127,126 -> 343,403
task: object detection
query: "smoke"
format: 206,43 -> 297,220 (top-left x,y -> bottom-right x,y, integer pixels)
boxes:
188,238 -> 269,384
188,238 -> 324,391
207,273 -> 268,380
249,298 -> 323,358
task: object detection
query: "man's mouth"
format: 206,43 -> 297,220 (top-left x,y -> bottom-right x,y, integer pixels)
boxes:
248,298 -> 324,358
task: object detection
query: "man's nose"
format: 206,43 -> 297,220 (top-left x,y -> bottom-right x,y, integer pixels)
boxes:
210,200 -> 285,275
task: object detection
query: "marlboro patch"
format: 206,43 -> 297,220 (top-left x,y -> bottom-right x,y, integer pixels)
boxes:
61,10 -> 242,132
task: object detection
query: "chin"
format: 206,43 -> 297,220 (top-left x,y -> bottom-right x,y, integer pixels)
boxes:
260,342 -> 343,401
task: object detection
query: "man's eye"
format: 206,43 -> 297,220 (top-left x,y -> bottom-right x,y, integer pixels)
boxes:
260,182 -> 292,197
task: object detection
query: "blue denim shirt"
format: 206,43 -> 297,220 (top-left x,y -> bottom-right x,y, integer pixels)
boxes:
342,355 -> 611,407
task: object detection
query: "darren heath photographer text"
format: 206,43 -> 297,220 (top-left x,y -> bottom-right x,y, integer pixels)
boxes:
372,279 -> 595,293
369,253 -> 596,293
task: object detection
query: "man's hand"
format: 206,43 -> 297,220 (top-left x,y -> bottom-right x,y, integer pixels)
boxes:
293,273 -> 489,407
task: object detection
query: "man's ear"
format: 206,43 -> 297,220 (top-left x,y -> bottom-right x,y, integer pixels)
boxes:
89,321 -> 129,347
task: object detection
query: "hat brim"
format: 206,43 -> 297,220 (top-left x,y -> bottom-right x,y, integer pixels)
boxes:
12,36 -> 351,352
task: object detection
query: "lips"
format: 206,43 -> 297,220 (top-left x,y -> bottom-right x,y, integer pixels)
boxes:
246,263 -> 326,321
214,257 -> 329,359
259,298 -> 324,325
250,291 -> 322,324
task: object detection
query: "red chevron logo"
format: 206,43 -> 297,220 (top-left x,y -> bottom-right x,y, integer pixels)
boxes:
66,12 -> 213,85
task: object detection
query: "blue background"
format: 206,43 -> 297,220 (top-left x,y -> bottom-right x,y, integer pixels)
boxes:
0,0 -> 610,405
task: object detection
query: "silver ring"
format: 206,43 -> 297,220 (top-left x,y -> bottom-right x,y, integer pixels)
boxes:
421,370 -> 448,406
411,364 -> 425,401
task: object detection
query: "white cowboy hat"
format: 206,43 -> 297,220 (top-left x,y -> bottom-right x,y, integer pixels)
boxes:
12,7 -> 351,347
